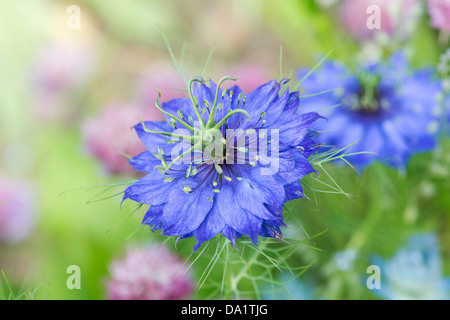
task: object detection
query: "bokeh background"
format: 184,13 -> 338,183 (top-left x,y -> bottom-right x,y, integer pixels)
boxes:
0,0 -> 449,300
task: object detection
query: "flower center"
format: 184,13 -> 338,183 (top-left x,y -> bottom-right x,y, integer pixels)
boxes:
342,71 -> 387,115
357,71 -> 381,113
141,76 -> 252,178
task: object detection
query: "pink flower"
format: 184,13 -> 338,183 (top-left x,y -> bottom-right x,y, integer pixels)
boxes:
428,0 -> 450,33
105,245 -> 194,300
82,103 -> 163,176
0,177 -> 36,244
224,64 -> 270,94
339,0 -> 421,42
136,64 -> 187,110
30,42 -> 94,120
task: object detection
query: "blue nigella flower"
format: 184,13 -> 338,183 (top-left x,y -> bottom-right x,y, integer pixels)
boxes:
371,233 -> 450,300
122,77 -> 323,250
298,53 -> 442,169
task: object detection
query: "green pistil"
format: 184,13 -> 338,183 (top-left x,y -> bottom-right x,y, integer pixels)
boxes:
188,77 -> 208,130
153,88 -> 194,132
357,71 -> 381,112
212,109 -> 250,131
206,76 -> 238,129
148,76 -> 252,179
140,119 -> 194,143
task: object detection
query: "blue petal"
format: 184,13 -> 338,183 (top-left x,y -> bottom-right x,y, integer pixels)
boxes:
283,180 -> 306,202
238,80 -> 290,130
191,202 -> 226,251
123,171 -> 179,205
299,132 -> 322,158
298,61 -> 353,97
160,98 -> 199,127
142,203 -> 165,229
272,112 -> 324,151
158,179 -> 215,236
222,226 -> 242,249
216,182 -> 262,245
233,171 -> 285,220
258,220 -> 286,239
277,151 -> 316,185
129,151 -> 162,173
134,121 -> 175,154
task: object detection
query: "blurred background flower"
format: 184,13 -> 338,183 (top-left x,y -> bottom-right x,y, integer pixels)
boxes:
82,103 -> 162,176
261,273 -> 319,300
298,53 -> 442,168
0,177 -> 36,244
339,0 -> 422,43
136,63 -> 188,109
221,63 -> 270,93
427,0 -> 450,33
105,244 -> 193,300
29,42 -> 95,122
372,233 -> 450,300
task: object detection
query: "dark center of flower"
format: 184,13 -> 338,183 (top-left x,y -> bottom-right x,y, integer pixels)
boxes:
345,71 -> 388,115
358,72 -> 381,113
141,77 -> 272,194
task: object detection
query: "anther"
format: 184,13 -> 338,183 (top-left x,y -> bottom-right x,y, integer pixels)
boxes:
214,163 -> 223,175
153,153 -> 164,161
155,166 -> 166,175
